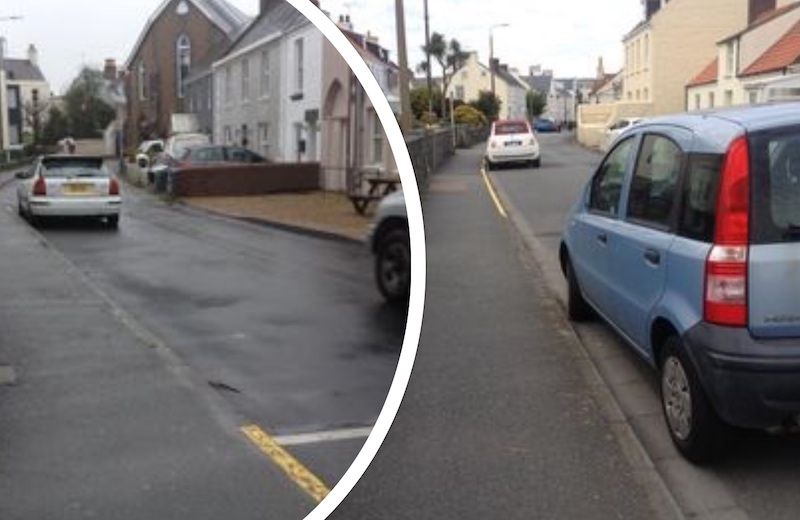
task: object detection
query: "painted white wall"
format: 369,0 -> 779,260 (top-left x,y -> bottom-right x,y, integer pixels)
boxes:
213,34 -> 282,160
280,22 -> 323,163
0,70 -> 8,149
14,79 -> 51,134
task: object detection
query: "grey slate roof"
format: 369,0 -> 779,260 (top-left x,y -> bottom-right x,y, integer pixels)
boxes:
522,74 -> 553,94
495,67 -> 528,90
193,0 -> 250,37
227,0 -> 308,53
3,58 -> 46,82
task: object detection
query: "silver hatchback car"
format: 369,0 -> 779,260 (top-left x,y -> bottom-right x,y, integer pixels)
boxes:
16,155 -> 122,228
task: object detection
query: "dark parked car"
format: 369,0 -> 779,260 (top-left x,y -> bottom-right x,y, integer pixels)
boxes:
148,145 -> 267,188
182,145 -> 268,165
534,118 -> 560,133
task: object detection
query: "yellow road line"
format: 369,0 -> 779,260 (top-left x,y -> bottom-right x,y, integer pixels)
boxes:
241,424 -> 331,503
480,167 -> 508,219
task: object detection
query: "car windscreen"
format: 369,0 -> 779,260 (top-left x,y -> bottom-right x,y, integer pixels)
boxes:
751,126 -> 800,244
494,122 -> 530,136
172,137 -> 209,158
41,158 -> 108,178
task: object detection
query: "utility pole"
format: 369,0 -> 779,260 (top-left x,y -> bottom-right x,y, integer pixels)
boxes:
424,0 -> 432,116
396,0 -> 413,134
489,23 -> 509,100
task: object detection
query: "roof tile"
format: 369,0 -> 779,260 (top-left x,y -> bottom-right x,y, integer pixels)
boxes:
687,58 -> 719,87
742,18 -> 800,76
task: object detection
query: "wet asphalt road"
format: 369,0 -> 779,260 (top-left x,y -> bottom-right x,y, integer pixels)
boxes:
490,133 -> 800,520
0,177 -> 405,516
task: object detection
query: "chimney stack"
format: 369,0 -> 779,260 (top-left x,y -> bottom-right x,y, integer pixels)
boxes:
104,59 -> 118,81
337,14 -> 354,32
27,44 -> 38,67
749,0 -> 776,24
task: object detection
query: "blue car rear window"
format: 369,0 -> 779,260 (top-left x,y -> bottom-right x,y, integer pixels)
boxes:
677,154 -> 721,243
750,127 -> 800,244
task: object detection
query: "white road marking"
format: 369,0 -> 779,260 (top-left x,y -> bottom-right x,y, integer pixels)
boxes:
273,427 -> 374,447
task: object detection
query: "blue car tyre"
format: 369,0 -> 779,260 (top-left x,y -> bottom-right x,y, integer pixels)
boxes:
660,335 -> 730,464
566,258 -> 593,322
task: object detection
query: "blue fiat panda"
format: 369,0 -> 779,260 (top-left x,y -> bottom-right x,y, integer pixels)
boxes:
560,104 -> 800,462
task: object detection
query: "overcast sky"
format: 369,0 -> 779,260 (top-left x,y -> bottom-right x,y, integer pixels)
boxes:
1,0 -> 642,94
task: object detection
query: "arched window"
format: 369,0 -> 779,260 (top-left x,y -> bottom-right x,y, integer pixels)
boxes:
176,34 -> 191,99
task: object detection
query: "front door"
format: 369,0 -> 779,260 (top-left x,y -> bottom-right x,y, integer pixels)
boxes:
570,136 -> 638,313
605,130 -> 689,351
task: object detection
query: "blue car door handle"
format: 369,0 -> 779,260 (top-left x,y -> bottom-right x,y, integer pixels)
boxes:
597,233 -> 608,245
644,249 -> 661,266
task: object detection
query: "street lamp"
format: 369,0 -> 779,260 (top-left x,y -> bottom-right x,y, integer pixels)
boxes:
489,23 -> 509,100
424,0 -> 433,116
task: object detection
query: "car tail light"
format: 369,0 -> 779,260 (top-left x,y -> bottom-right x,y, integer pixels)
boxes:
490,140 -> 498,149
528,137 -> 537,146
109,177 -> 120,196
32,176 -> 47,197
705,136 -> 750,327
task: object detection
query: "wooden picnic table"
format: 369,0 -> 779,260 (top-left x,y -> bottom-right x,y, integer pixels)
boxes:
349,173 -> 402,215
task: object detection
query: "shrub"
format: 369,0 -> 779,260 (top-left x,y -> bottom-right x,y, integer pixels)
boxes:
454,105 -> 487,126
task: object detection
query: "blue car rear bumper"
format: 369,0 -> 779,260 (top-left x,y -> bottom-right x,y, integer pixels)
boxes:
684,323 -> 800,429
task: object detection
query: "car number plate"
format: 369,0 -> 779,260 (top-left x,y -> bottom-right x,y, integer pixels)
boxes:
63,183 -> 93,195
505,141 -> 522,147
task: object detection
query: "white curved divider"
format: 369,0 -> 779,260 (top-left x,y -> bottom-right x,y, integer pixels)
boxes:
284,1 -> 427,519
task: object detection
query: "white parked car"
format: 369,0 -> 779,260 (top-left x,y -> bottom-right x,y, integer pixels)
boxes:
603,118 -> 644,151
16,155 -> 122,228
135,139 -> 164,169
368,191 -> 410,304
148,133 -> 211,184
485,120 -> 541,170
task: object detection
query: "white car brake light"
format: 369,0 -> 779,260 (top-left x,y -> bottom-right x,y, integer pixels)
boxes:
33,176 -> 47,197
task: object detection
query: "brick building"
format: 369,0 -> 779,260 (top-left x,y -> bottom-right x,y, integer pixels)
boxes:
124,0 -> 250,148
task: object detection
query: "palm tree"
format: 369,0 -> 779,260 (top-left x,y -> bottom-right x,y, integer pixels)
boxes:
422,33 -> 468,118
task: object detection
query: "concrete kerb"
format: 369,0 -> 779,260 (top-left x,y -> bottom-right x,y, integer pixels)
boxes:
485,167 -> 687,520
177,201 -> 366,246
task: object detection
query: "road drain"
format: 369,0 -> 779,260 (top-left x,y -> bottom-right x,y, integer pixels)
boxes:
0,366 -> 18,386
208,380 -> 241,394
